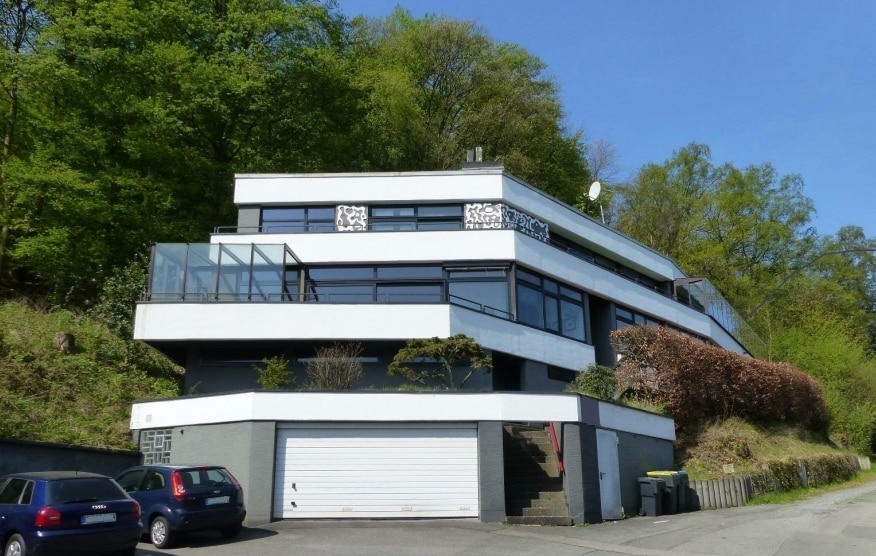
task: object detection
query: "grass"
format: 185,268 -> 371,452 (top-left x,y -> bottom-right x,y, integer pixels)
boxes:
678,417 -> 851,479
747,467 -> 876,505
0,300 -> 182,449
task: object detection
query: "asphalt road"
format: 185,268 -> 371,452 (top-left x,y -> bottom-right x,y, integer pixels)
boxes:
135,480 -> 876,556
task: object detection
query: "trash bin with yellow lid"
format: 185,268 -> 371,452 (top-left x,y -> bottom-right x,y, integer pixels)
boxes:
646,471 -> 679,514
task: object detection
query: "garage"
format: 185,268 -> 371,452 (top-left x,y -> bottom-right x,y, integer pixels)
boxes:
273,423 -> 480,519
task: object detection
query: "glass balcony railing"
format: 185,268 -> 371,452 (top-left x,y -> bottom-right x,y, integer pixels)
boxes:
674,277 -> 766,357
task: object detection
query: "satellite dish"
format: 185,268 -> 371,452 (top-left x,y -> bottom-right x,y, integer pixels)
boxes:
587,181 -> 602,201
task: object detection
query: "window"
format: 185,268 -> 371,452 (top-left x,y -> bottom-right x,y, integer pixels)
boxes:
304,265 -> 445,304
447,266 -> 510,317
262,206 -> 335,233
616,305 -> 661,329
515,268 -> 589,342
0,478 -> 28,504
369,205 -> 463,231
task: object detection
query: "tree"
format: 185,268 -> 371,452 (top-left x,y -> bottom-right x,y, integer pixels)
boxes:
350,8 -> 591,204
616,143 -> 816,315
305,342 -> 365,390
0,0 -> 360,305
387,334 -> 492,390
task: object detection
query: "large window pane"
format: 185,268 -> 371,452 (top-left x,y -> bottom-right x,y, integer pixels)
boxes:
307,207 -> 335,220
372,207 -> 415,217
418,205 -> 462,217
516,269 -> 541,286
449,282 -> 510,316
216,244 -> 253,300
517,284 -> 544,327
185,244 -> 220,297
377,284 -> 443,303
262,208 -> 304,221
561,301 -> 585,341
150,244 -> 188,298
370,221 -> 416,231
308,267 -> 375,280
377,266 -> 443,279
416,220 -> 462,231
308,284 -> 373,302
545,295 -> 560,331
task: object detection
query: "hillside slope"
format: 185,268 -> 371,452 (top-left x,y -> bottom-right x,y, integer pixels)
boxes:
0,300 -> 181,449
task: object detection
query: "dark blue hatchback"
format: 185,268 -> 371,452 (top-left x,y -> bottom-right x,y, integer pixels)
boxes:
0,470 -> 142,556
115,464 -> 245,549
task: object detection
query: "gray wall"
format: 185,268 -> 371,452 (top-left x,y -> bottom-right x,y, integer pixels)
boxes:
561,423 -> 603,524
237,206 -> 260,232
0,439 -> 141,477
477,421 -> 505,522
616,431 -> 674,516
165,422 -> 277,526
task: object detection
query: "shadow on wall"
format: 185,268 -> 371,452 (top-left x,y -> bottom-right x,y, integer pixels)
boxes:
0,438 -> 141,476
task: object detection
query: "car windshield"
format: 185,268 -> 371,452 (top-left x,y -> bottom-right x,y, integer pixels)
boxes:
46,478 -> 126,505
179,468 -> 235,488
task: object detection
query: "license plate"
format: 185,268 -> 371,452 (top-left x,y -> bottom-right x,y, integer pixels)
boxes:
205,496 -> 230,506
81,512 -> 117,525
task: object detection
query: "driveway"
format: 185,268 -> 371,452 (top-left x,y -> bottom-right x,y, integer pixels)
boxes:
134,481 -> 876,556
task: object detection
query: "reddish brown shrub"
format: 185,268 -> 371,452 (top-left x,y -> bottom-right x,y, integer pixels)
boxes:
612,326 -> 827,434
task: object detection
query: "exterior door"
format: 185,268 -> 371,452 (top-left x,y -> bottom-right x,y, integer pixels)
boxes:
273,423 -> 479,519
596,428 -> 623,520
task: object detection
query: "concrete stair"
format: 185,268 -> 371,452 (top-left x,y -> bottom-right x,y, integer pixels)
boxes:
503,423 -> 573,526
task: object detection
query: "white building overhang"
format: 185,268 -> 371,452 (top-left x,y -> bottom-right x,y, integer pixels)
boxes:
129,391 -> 675,442
133,303 -> 596,371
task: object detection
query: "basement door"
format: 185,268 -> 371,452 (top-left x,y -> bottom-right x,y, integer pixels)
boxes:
596,428 -> 623,520
273,423 -> 479,519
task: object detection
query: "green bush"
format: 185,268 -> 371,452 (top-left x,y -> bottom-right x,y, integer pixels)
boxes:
255,355 -> 292,390
566,363 -> 617,400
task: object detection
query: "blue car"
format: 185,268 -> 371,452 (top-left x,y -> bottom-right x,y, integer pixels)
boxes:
0,470 -> 142,556
115,465 -> 245,549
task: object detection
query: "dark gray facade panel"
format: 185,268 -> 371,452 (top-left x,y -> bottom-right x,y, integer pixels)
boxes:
477,421 -> 506,522
616,431 -> 674,517
237,206 -> 261,232
167,421 -> 277,526
589,297 -> 615,367
562,423 -> 603,524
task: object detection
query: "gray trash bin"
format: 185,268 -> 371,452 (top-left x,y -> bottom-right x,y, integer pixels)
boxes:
647,471 -> 678,514
676,470 -> 690,512
638,477 -> 666,517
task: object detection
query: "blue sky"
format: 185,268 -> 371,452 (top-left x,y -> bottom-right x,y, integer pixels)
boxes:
336,0 -> 875,239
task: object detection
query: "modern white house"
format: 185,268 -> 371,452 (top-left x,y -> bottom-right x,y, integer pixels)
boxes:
130,164 -> 760,525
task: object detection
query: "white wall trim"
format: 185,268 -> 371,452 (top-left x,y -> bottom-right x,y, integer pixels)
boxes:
130,392 -> 675,441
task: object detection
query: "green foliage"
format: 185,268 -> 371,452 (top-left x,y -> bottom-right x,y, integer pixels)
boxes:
305,342 -> 365,390
350,8 -> 592,205
387,334 -> 492,390
87,253 -> 149,339
255,355 -> 292,390
616,143 -> 816,315
0,300 -> 181,448
566,363 -> 617,400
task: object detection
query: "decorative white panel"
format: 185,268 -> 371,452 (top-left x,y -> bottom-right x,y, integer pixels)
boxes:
464,202 -> 549,243
336,205 -> 367,231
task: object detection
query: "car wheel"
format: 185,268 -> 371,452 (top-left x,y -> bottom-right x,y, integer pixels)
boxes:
219,523 -> 242,539
149,516 -> 174,549
4,534 -> 26,556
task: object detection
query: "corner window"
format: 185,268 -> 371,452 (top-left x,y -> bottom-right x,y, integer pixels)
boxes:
515,268 -> 589,342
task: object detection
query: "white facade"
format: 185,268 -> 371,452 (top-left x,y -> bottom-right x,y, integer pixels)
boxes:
134,167 -> 755,395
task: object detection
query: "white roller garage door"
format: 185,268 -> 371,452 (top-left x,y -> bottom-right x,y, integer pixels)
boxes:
273,423 -> 479,519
